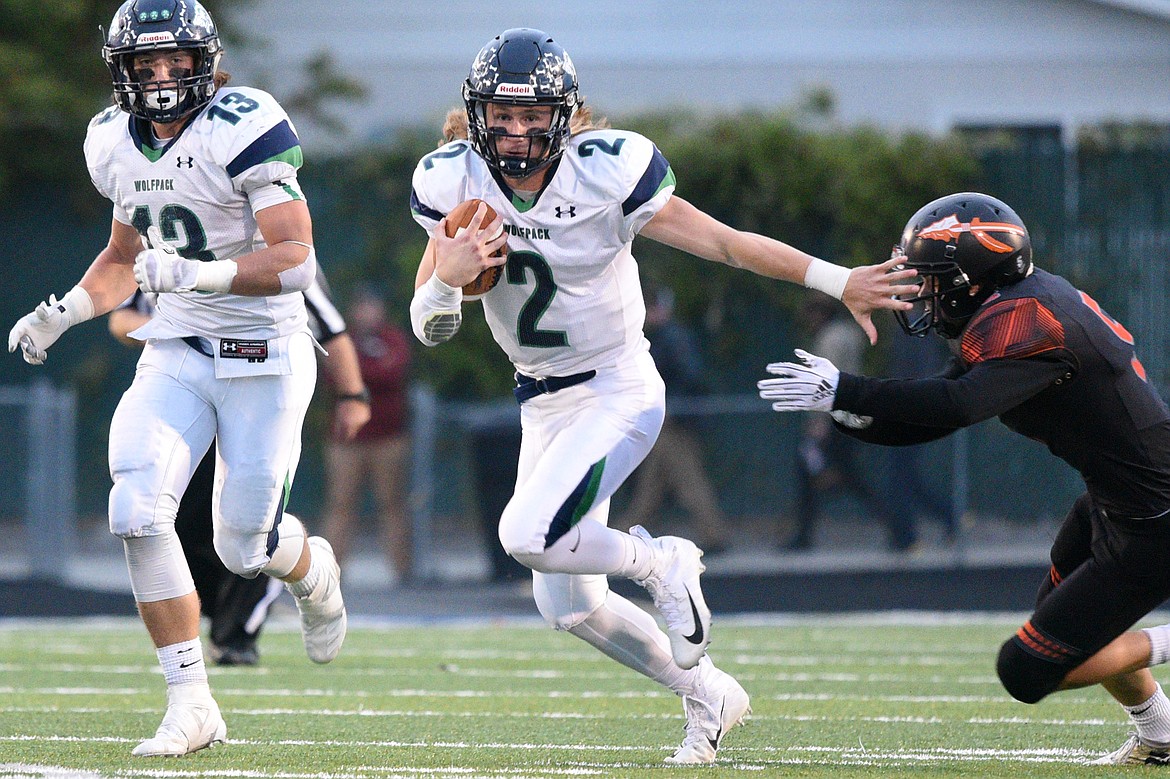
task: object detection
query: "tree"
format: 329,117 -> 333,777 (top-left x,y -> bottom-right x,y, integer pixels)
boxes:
0,0 -> 363,198
0,0 -> 115,195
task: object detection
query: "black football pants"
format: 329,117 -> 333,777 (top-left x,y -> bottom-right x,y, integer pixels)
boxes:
997,493 -> 1170,703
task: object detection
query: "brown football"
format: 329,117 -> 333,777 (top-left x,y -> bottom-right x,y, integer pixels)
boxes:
444,198 -> 506,297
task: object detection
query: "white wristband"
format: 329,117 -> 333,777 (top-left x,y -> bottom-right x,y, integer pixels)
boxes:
194,260 -> 238,293
804,258 -> 851,300
60,285 -> 95,326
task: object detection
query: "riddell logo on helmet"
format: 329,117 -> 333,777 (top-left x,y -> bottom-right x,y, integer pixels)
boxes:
919,214 -> 1027,253
136,32 -> 176,45
495,83 -> 536,98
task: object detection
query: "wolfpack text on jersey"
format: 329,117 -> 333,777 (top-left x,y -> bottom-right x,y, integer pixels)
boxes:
410,130 -> 676,377
85,86 -> 309,340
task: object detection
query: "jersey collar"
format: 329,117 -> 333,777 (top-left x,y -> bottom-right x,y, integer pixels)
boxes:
490,156 -> 562,213
128,113 -> 196,163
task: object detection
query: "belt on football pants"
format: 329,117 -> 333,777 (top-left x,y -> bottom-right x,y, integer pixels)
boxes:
182,336 -> 214,357
513,370 -> 597,404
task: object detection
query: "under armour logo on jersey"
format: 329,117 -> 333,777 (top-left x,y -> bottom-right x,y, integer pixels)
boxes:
176,157 -> 195,168
555,205 -> 577,219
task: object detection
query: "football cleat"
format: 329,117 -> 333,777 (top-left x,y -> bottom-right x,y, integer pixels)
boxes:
630,525 -> 711,669
208,642 -> 259,667
665,656 -> 751,765
131,684 -> 226,757
289,536 -> 347,664
1089,733 -> 1170,765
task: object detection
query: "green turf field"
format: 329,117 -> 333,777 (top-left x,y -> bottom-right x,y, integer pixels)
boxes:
0,614 -> 1149,776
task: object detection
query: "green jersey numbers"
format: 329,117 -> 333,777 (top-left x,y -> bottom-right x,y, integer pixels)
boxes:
507,250 -> 568,348
130,204 -> 216,262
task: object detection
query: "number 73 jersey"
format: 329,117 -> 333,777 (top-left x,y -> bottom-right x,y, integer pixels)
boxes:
411,130 -> 676,378
83,87 -> 308,339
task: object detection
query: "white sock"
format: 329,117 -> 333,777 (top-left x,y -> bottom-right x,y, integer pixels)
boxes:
156,637 -> 208,688
1126,684 -> 1170,747
286,559 -> 321,598
615,530 -> 656,581
1144,625 -> 1170,667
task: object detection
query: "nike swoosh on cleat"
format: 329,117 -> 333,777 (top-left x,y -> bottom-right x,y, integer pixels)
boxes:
708,698 -> 726,751
683,588 -> 705,644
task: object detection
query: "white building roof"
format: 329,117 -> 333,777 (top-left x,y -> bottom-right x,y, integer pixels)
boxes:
226,0 -> 1170,149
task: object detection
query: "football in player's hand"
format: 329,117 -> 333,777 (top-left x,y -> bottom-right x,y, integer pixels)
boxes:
445,198 -> 506,298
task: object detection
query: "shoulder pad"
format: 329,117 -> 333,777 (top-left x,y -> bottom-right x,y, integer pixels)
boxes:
961,297 -> 1066,364
567,130 -> 674,212
201,88 -> 303,180
411,140 -> 475,226
84,106 -> 128,186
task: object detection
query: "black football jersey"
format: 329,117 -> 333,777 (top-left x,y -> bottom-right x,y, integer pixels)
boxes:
834,269 -> 1170,518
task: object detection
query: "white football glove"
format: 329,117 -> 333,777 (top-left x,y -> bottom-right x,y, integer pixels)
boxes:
757,349 -> 841,412
8,286 -> 95,365
134,225 -> 199,293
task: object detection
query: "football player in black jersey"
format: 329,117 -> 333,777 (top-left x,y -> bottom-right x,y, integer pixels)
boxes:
758,192 -> 1170,766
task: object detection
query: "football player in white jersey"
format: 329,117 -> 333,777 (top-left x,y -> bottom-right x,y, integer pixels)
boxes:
7,0 -> 346,757
409,28 -> 920,765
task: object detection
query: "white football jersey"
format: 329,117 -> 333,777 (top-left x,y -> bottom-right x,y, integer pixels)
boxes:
85,87 -> 309,340
410,130 -> 676,377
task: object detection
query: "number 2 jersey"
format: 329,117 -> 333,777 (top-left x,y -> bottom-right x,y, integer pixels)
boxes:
84,86 -> 309,340
833,268 -> 1170,519
409,131 -> 676,378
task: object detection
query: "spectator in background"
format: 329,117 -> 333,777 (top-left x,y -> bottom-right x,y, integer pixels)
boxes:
323,287 -> 413,583
620,284 -> 731,554
108,271 -> 368,666
784,293 -> 918,553
305,273 -> 373,443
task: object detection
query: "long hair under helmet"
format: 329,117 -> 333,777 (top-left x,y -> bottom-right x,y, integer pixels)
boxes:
102,0 -> 223,124
462,28 -> 579,178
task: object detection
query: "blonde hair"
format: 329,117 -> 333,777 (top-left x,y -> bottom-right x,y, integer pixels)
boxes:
439,102 -> 609,146
213,71 -> 231,89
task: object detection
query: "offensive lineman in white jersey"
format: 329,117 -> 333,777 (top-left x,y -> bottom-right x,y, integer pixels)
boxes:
7,0 -> 346,757
409,28 -> 919,765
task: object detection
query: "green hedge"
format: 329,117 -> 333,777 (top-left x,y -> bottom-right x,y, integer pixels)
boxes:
301,112 -> 982,399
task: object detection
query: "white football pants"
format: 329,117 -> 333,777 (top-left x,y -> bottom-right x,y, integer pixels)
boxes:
499,349 -> 665,626
108,335 -> 316,579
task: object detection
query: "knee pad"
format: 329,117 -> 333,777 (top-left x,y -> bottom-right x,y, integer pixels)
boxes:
262,512 -> 307,578
996,637 -> 1066,704
123,528 -> 195,603
498,507 -> 545,558
215,510 -> 305,579
532,571 -> 608,631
